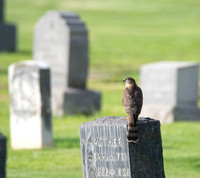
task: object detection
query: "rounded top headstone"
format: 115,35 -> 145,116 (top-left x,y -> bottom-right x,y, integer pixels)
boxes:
35,11 -> 87,33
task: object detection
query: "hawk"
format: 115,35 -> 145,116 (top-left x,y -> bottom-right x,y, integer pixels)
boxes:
122,77 -> 143,143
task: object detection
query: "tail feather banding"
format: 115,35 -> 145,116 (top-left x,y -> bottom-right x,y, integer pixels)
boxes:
127,124 -> 139,143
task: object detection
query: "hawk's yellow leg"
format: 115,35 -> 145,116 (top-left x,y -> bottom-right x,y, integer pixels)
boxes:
123,116 -> 140,120
123,117 -> 128,120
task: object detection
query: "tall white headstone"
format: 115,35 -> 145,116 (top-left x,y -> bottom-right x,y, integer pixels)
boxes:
140,61 -> 200,123
33,11 -> 101,116
9,61 -> 53,149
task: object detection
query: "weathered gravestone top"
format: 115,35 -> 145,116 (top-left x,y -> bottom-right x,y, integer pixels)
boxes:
141,61 -> 198,107
140,61 -> 200,123
80,116 -> 165,178
34,10 -> 88,89
9,61 -> 53,149
0,133 -> 7,178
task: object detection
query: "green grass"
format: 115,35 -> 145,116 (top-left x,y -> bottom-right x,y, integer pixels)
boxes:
1,0 -> 200,177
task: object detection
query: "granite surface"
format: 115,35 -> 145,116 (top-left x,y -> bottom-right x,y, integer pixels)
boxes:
80,116 -> 165,178
0,0 -> 3,22
0,133 -> 7,178
64,88 -> 101,115
0,23 -> 16,52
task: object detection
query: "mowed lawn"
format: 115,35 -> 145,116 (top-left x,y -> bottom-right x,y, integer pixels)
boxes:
0,0 -> 200,177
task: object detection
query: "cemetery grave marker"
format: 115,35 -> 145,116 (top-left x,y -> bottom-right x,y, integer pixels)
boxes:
34,11 -> 101,116
0,133 -> 7,178
9,61 -> 53,149
0,0 -> 16,51
80,116 -> 165,178
140,61 -> 200,123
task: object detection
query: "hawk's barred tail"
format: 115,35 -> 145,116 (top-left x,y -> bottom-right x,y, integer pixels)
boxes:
127,124 -> 139,143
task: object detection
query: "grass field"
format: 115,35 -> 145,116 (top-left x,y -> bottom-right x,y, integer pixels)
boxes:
1,0 -> 200,177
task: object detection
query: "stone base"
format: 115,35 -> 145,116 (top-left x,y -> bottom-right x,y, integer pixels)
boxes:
52,88 -> 101,116
0,23 -> 16,52
80,116 -> 165,178
141,105 -> 200,124
64,88 -> 101,115
0,133 -> 7,178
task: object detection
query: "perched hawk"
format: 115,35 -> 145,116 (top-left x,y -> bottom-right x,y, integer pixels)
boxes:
122,77 -> 143,143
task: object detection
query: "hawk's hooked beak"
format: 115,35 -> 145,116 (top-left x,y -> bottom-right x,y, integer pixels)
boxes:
123,79 -> 126,82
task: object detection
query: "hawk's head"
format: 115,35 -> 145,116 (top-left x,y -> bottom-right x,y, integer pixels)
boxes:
123,77 -> 136,87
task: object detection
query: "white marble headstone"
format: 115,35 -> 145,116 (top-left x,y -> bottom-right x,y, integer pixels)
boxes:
8,61 -> 53,149
140,61 -> 200,123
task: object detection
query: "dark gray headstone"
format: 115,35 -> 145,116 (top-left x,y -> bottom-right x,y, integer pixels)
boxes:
33,11 -> 101,116
0,0 -> 17,52
0,23 -> 16,51
0,0 -> 3,22
80,116 -> 165,178
0,133 -> 7,178
8,61 -> 53,149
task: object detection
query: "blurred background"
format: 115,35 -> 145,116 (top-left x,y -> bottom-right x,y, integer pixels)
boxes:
0,0 -> 200,177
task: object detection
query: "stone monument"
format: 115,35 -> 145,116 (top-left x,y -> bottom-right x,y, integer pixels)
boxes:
80,116 -> 165,178
33,11 -> 101,116
8,61 -> 53,149
0,0 -> 16,51
140,61 -> 200,123
0,133 -> 7,178
0,0 -> 3,21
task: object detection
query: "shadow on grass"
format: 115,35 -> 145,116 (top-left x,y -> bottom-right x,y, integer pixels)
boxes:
54,137 -> 80,149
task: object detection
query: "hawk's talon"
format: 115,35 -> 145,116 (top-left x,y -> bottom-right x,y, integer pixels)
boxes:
123,117 -> 128,120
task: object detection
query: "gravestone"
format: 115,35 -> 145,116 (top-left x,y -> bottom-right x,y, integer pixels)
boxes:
80,116 -> 165,178
0,0 -> 3,21
0,133 -> 7,178
8,60 -> 53,149
33,11 -> 101,116
0,0 -> 16,51
140,61 -> 200,123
